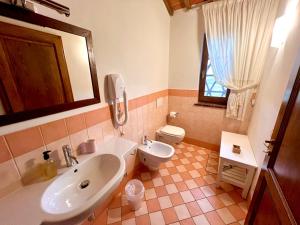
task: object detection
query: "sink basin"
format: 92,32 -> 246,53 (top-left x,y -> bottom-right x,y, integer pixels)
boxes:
41,153 -> 124,224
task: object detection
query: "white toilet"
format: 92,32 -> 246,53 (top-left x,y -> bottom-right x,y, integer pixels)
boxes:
156,125 -> 185,145
138,141 -> 175,170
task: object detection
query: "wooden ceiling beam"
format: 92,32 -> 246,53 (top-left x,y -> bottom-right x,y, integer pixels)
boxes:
163,0 -> 174,16
184,0 -> 192,9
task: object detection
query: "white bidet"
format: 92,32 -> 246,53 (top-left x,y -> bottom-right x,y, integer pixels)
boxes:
138,140 -> 175,170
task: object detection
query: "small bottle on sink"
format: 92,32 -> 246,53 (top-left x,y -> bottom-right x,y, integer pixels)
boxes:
42,150 -> 57,179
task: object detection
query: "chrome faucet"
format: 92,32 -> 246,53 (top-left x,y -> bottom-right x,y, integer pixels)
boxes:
143,135 -> 152,145
62,145 -> 79,167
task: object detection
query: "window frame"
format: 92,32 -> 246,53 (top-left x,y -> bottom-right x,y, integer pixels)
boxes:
197,35 -> 229,108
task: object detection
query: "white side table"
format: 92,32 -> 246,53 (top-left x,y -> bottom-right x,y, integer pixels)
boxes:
217,131 -> 258,199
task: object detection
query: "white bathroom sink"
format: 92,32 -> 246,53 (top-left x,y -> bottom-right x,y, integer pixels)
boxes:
41,153 -> 124,225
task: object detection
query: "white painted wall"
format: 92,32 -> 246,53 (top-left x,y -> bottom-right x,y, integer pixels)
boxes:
247,0 -> 300,197
0,0 -> 170,135
169,8 -> 205,90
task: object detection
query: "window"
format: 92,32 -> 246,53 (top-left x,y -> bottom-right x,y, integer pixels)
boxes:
198,35 -> 229,107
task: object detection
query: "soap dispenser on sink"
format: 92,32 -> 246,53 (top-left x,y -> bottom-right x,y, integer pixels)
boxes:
42,150 -> 58,179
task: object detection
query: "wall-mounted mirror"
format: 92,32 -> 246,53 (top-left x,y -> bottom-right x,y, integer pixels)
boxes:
0,3 -> 100,126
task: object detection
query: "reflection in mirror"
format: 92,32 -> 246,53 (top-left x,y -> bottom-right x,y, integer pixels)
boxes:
0,17 -> 95,117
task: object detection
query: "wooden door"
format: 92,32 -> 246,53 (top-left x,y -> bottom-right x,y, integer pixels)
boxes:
245,65 -> 300,224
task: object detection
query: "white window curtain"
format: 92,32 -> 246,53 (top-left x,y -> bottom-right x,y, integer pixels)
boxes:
202,0 -> 279,120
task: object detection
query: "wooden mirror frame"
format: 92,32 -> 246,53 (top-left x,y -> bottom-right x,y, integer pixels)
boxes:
0,2 -> 100,126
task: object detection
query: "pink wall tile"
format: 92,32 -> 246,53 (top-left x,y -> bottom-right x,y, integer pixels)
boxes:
87,123 -> 103,140
40,119 -> 68,145
149,90 -> 168,102
128,99 -> 137,111
101,120 -> 117,141
0,159 -> 21,197
0,89 -> 170,197
135,95 -> 149,108
168,93 -> 250,146
142,105 -> 149,135
87,123 -> 104,146
168,89 -> 198,97
46,137 -> 71,168
5,127 -> 44,157
66,114 -> 86,134
0,136 -> 11,163
14,146 -> 46,183
137,107 -> 144,133
122,109 -> 139,142
85,107 -> 111,128
69,130 -> 89,154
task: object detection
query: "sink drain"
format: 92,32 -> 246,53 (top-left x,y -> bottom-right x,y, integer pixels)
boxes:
80,179 -> 90,189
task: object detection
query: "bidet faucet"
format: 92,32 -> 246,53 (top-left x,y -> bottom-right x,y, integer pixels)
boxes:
143,135 -> 152,145
62,145 -> 79,167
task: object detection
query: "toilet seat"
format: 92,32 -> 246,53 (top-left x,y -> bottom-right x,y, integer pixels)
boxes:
156,125 -> 185,145
160,125 -> 185,137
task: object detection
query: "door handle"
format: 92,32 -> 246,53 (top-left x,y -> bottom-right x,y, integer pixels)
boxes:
263,149 -> 272,155
265,139 -> 276,145
263,139 -> 276,155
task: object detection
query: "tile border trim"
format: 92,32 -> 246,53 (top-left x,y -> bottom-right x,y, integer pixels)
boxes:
168,89 -> 198,97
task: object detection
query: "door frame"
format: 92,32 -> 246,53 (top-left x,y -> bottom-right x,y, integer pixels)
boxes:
245,64 -> 300,224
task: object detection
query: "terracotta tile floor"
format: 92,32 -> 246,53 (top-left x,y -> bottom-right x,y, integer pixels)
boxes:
95,142 -> 249,225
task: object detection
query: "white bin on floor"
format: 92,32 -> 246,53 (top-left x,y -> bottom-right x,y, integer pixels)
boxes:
125,179 -> 145,210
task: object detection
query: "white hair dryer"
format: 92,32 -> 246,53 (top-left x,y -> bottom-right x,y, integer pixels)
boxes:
106,74 -> 128,127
